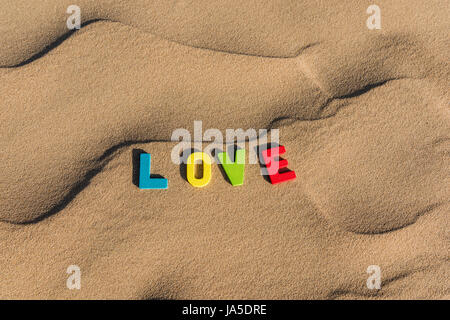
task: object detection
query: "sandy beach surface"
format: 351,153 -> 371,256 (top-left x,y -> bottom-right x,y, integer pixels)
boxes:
0,1 -> 448,299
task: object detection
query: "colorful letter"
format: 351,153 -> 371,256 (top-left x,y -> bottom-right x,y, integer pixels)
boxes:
261,146 -> 296,185
217,149 -> 245,186
187,152 -> 212,188
139,153 -> 168,189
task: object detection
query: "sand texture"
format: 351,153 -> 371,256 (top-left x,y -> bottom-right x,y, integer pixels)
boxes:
0,1 -> 449,299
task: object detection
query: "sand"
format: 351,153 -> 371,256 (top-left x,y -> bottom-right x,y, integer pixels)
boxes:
0,1 -> 448,299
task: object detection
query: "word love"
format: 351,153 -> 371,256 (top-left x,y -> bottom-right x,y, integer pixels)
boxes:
139,146 -> 296,189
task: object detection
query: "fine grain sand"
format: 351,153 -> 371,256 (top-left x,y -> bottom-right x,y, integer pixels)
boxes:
0,1 -> 449,299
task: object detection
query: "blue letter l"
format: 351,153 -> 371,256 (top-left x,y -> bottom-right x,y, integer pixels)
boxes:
139,153 -> 168,189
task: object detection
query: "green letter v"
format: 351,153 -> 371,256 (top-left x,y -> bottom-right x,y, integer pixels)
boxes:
218,149 -> 245,186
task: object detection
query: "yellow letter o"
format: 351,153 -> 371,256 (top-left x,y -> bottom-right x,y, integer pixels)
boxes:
186,152 -> 212,188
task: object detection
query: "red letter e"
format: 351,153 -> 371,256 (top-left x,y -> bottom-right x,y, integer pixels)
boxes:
261,146 -> 296,185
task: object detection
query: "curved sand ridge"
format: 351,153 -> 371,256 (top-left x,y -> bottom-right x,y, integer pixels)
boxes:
1,21 -> 446,225
0,136 -> 448,299
0,1 -> 449,299
1,0 -> 449,67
